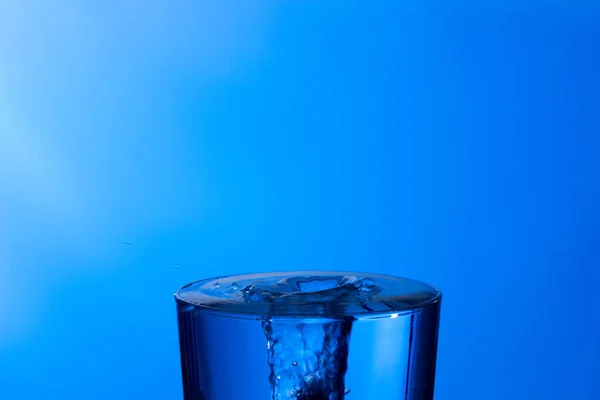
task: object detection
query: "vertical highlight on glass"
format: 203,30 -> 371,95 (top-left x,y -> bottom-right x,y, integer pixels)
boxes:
174,271 -> 442,400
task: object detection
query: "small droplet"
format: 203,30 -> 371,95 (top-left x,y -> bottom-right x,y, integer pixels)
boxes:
344,388 -> 351,395
292,361 -> 298,366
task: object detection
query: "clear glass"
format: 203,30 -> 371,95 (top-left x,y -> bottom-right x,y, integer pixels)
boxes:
174,271 -> 442,400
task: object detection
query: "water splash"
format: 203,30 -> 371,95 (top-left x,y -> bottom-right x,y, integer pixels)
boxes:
262,318 -> 352,400
243,276 -> 379,400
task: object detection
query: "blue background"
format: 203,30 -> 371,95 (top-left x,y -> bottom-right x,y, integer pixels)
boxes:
1,1 -> 599,399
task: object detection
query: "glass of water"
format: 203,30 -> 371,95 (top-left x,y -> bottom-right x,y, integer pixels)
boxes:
175,271 -> 442,400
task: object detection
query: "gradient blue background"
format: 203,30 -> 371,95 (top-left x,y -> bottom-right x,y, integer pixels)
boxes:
1,1 -> 599,399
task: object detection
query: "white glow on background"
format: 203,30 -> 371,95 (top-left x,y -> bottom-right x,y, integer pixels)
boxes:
0,1 -> 273,349
0,101 -> 83,219
0,103 -> 65,343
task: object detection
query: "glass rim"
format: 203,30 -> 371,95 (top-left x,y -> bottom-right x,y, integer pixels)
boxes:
174,270 -> 442,320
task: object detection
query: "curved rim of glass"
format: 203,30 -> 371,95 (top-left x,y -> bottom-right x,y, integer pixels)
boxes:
174,270 -> 442,319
